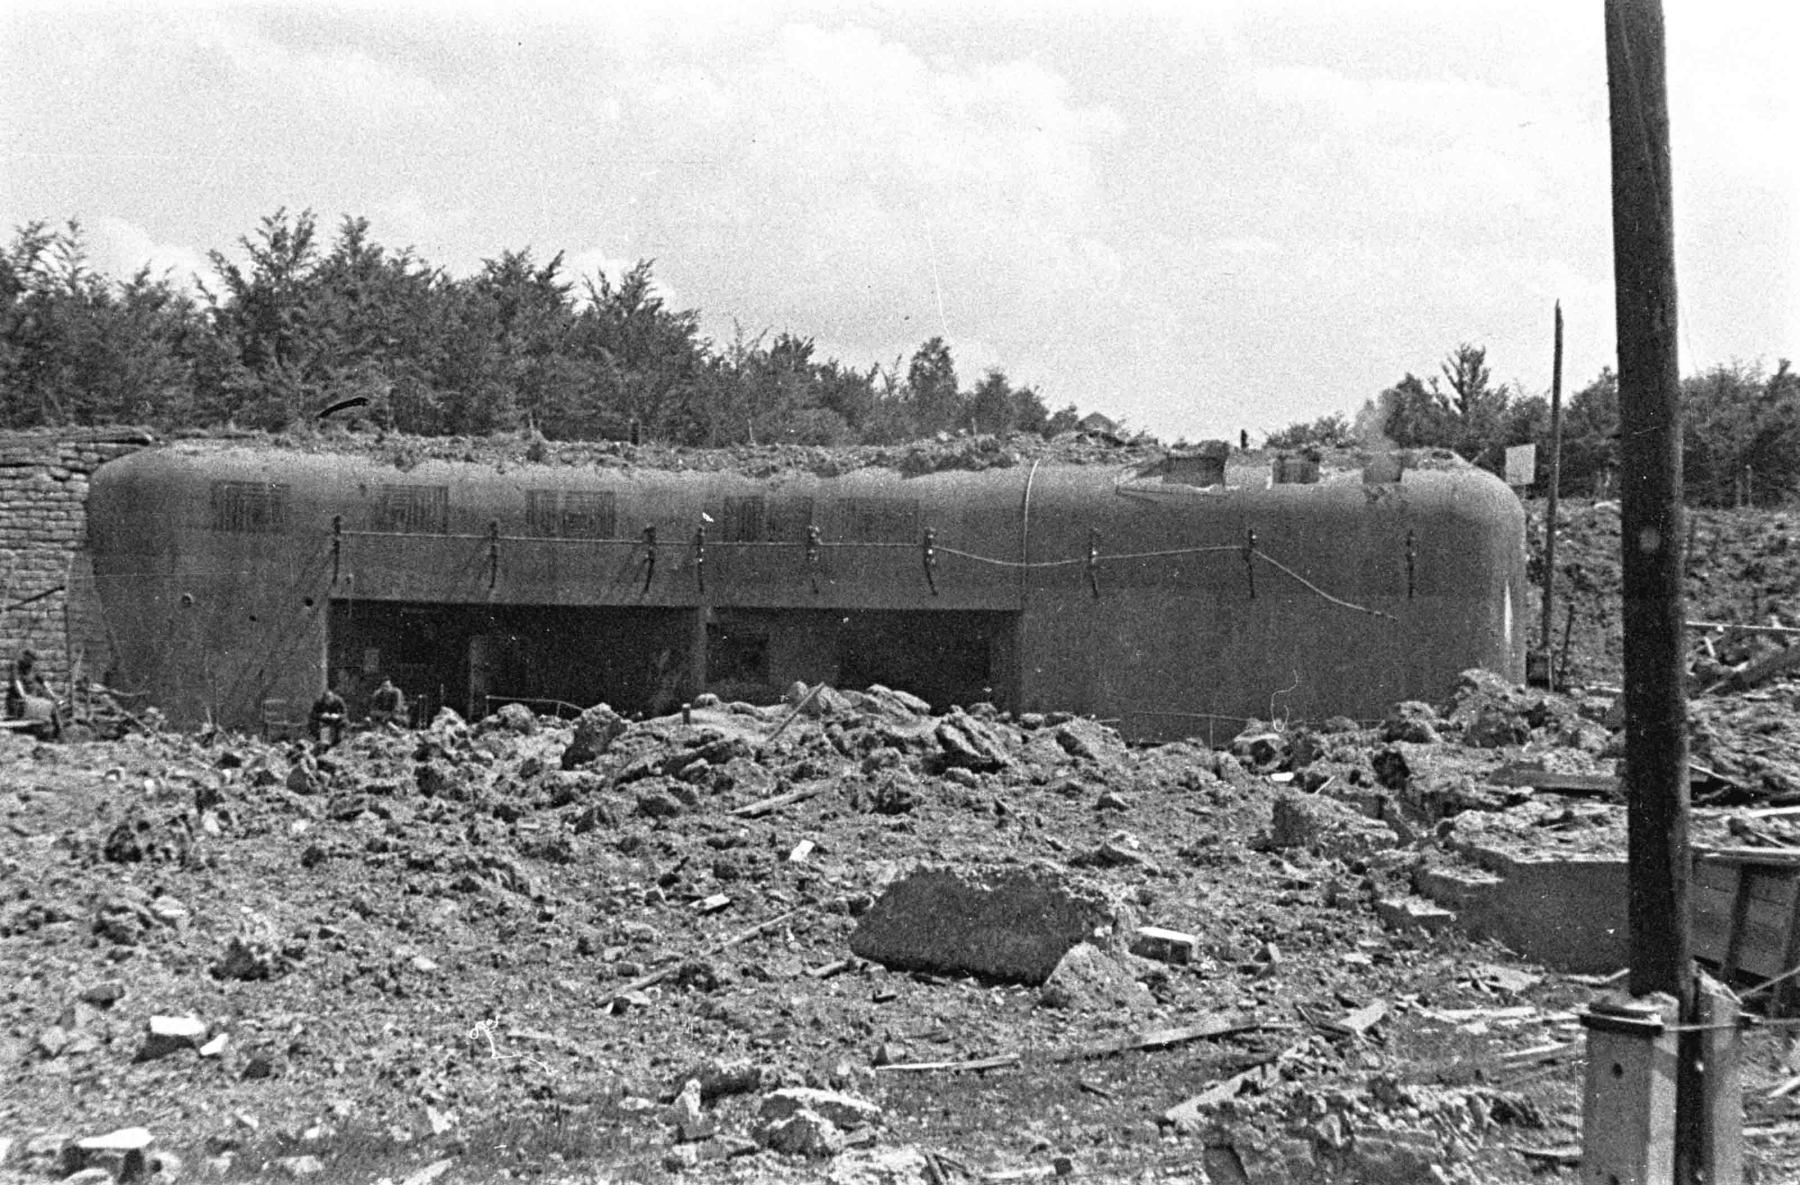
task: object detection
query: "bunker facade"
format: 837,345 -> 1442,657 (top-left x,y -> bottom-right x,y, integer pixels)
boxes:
86,444 -> 1526,739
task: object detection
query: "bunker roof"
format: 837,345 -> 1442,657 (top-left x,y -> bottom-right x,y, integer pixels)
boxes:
153,427 -> 1480,485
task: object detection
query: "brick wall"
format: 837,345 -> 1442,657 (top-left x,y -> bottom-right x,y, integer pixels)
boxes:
0,427 -> 155,695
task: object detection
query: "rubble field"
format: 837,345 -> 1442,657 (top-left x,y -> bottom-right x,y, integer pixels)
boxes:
6,495 -> 1800,1185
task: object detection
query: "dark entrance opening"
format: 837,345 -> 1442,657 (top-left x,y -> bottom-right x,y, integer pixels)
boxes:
704,608 -> 1018,713
327,600 -> 694,723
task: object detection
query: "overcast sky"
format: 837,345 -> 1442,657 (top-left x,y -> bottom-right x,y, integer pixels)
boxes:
3,1 -> 1793,441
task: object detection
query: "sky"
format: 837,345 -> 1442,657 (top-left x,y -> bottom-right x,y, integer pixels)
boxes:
2,0 -> 1794,442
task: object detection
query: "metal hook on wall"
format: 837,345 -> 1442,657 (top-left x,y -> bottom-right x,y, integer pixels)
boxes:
805,524 -> 822,595
640,525 -> 658,594
922,528 -> 939,596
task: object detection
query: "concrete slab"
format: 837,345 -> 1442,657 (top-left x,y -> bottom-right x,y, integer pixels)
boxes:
1413,845 -> 1627,973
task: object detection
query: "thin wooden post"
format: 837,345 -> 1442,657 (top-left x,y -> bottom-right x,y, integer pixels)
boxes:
1542,302 -> 1564,650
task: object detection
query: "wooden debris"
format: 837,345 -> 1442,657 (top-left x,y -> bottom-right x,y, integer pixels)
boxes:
807,958 -> 853,979
1705,643 -> 1800,695
1500,1040 -> 1578,1066
880,1053 -> 1020,1073
731,785 -> 824,818
598,909 -> 802,1009
1322,999 -> 1388,1038
1161,1059 -> 1283,1131
877,1015 -> 1265,1073
1472,963 -> 1543,995
766,682 -> 826,742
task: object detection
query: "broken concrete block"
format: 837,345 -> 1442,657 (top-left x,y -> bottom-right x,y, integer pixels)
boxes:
1038,943 -> 1155,1013
1268,793 -> 1397,861
139,1015 -> 208,1061
79,981 -> 125,1008
490,702 -> 537,735
760,1088 -> 881,1130
561,704 -> 627,769
850,864 -> 1115,985
62,1126 -> 153,1181
1231,728 -> 1289,772
1462,705 -> 1530,748
679,1058 -> 770,1101
274,1154 -> 327,1177
1375,896 -> 1456,934
1380,702 -> 1443,745
1053,718 -> 1126,764
859,684 -> 932,720
934,710 -> 1013,771
757,1109 -> 844,1158
1130,926 -> 1198,965
667,1079 -> 713,1142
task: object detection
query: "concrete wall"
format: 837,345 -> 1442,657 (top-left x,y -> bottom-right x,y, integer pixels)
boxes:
0,428 -> 155,696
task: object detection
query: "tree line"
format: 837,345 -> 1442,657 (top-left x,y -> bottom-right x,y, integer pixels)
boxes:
1266,343 -> 1800,507
0,211 -> 1087,446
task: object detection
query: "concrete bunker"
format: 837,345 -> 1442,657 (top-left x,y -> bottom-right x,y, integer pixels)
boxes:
84,443 -> 1527,734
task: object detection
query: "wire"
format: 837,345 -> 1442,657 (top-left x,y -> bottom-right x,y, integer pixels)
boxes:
1253,552 -> 1398,622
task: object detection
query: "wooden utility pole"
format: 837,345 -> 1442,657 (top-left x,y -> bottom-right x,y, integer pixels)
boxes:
1542,302 -> 1564,652
1601,3 -> 1738,1184
1608,0 -> 1689,1023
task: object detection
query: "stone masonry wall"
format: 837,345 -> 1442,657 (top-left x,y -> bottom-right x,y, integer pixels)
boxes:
0,428 -> 155,698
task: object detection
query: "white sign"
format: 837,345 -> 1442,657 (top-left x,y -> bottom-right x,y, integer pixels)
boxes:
1505,444 -> 1537,487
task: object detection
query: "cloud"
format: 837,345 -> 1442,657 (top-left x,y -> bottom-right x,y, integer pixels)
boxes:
82,216 -> 212,295
589,20 -> 1123,363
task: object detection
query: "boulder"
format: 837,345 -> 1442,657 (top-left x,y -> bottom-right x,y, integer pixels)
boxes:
491,702 -> 537,735
1231,727 -> 1289,772
562,704 -> 627,769
934,710 -> 1013,772
1038,943 -> 1155,1013
1381,703 -> 1443,745
859,684 -> 932,721
1267,792 -> 1398,862
1052,717 -> 1127,763
758,1110 -> 844,1158
850,864 -> 1115,985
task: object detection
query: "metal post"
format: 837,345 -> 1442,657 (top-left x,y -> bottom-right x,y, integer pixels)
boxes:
1543,302 -> 1564,650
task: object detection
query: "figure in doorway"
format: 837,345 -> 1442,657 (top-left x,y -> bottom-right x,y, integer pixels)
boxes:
5,649 -> 62,740
309,685 -> 348,747
368,676 -> 408,729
